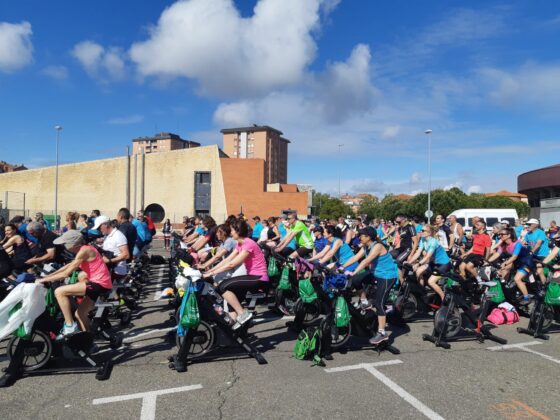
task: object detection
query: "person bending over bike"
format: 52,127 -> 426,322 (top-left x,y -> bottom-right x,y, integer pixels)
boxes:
275,212 -> 314,258
488,227 -> 534,305
309,225 -> 358,271
203,219 -> 268,329
407,224 -> 451,301
36,230 -> 113,338
344,227 -> 399,345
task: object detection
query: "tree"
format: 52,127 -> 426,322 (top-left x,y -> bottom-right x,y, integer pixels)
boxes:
319,197 -> 353,220
311,191 -> 331,216
358,195 -> 380,220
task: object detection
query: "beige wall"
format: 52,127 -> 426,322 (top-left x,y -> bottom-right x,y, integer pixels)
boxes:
0,145 -> 228,223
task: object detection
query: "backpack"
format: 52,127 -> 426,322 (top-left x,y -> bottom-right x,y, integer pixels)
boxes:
545,282 -> 560,306
293,327 -> 325,366
487,307 -> 519,325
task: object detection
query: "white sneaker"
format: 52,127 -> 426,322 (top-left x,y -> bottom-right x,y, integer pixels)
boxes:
232,311 -> 253,330
56,322 -> 79,340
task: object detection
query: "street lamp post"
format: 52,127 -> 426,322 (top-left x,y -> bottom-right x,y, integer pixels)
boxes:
424,129 -> 432,224
54,125 -> 62,231
338,143 -> 344,198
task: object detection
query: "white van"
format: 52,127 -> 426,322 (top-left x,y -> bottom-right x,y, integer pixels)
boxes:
447,209 -> 519,232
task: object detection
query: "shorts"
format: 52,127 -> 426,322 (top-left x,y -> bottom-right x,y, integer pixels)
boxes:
389,247 -> 411,264
464,254 -> 484,267
218,275 -> 267,300
428,262 -> 451,276
295,247 -> 313,258
516,266 -> 532,277
85,282 -> 112,301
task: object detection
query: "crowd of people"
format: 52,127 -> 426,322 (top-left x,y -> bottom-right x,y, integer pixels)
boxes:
1,207 -> 559,344
176,212 -> 560,343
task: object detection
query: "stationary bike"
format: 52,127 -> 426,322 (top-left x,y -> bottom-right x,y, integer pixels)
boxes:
168,277 -> 267,373
0,281 -> 114,387
517,261 -> 560,340
422,270 -> 507,349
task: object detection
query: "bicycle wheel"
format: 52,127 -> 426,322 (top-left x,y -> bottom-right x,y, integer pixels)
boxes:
434,307 -> 462,338
529,303 -> 555,332
395,293 -> 418,321
7,330 -> 52,372
175,320 -> 215,359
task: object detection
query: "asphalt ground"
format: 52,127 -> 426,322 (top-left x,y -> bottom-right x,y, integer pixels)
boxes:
1,241 -> 559,420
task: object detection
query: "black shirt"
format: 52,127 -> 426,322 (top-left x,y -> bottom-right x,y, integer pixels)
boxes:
398,224 -> 417,249
119,221 -> 137,260
36,230 -> 64,263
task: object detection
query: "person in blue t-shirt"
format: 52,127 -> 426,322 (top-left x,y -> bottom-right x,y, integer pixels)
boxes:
408,224 -> 451,301
312,226 -> 328,256
524,218 -> 549,283
251,216 -> 263,241
309,225 -> 357,271
132,213 -> 151,257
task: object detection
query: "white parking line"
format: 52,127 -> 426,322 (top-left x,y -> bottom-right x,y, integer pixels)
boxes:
123,326 -> 176,343
488,341 -> 560,365
326,360 -> 445,420
152,265 -> 166,301
92,384 -> 202,420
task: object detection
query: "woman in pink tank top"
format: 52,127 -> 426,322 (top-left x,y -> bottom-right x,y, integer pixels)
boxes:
37,230 -> 113,338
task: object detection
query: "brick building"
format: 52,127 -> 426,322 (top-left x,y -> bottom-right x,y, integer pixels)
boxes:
0,127 -> 309,224
0,161 -> 27,173
132,132 -> 200,155
221,125 -> 289,185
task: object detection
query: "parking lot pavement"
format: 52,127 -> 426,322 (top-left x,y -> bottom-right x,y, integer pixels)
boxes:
1,259 -> 559,420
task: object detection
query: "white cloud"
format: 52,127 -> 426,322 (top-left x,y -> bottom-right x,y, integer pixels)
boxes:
0,21 -> 33,73
478,63 -> 560,114
410,172 -> 422,184
129,0 -> 338,96
41,65 -> 69,80
72,41 -> 125,81
106,114 -> 144,125
214,43 -> 375,128
468,185 -> 482,194
381,125 -> 401,139
444,182 -> 463,191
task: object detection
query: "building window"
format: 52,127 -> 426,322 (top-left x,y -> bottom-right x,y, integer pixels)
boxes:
145,203 -> 165,223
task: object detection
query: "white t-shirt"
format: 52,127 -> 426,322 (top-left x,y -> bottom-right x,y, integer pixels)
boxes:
259,227 -> 269,243
103,228 -> 128,276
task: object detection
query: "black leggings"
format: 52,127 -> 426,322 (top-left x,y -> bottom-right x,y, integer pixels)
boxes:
351,272 -> 397,316
218,275 -> 266,300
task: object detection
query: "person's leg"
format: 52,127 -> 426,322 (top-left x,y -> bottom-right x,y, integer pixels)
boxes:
514,270 -> 529,296
75,297 -> 96,331
459,261 -> 467,278
427,275 -> 444,300
465,262 -> 478,279
54,282 -> 87,326
537,264 -> 546,284
375,278 -> 397,331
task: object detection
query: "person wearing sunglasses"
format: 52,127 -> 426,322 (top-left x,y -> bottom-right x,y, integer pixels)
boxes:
275,212 -> 314,258
488,227 -> 535,305
407,224 -> 451,301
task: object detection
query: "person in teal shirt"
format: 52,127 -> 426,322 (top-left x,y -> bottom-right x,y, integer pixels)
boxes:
524,218 -> 549,283
309,225 -> 357,271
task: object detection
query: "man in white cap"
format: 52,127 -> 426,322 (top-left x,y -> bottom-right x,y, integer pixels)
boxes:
524,218 -> 549,283
93,215 -> 130,278
36,230 -> 113,338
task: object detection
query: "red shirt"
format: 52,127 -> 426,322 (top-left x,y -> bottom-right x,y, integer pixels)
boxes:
145,215 -> 155,230
471,233 -> 491,256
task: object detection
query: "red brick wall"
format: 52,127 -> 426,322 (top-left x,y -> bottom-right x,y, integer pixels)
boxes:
220,158 -> 308,219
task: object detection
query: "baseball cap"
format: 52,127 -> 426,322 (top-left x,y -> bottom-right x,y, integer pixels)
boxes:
527,218 -> 539,225
92,215 -> 111,230
53,230 -> 84,249
499,220 -> 510,225
313,226 -> 324,234
279,214 -> 288,220
358,226 -> 377,240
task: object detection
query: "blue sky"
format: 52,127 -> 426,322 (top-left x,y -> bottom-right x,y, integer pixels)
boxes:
1,0 -> 560,197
